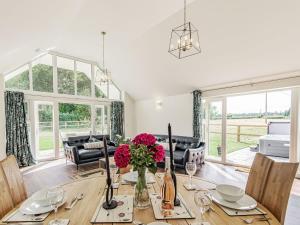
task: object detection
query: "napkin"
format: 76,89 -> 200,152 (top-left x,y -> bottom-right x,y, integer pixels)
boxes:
1,209 -> 49,222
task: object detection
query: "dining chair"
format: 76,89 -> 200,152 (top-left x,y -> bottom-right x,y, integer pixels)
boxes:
0,165 -> 14,219
245,153 -> 273,202
261,161 -> 298,225
1,155 -> 27,206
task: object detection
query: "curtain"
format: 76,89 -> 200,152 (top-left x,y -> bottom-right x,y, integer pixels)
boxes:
193,90 -> 202,139
110,101 -> 124,143
5,91 -> 33,167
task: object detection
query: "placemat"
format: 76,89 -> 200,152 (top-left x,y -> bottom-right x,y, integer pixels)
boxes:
91,195 -> 133,223
150,193 -> 195,220
2,209 -> 49,222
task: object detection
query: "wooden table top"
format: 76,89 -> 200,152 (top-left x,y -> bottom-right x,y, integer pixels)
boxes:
3,173 -> 281,225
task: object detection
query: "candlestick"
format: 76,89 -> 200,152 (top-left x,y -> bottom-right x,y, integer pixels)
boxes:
102,136 -> 118,210
168,123 -> 181,206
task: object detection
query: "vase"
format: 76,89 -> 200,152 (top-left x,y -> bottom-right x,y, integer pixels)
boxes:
134,167 -> 150,208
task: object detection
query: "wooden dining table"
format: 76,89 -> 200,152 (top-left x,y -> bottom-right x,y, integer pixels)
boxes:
2,173 -> 281,225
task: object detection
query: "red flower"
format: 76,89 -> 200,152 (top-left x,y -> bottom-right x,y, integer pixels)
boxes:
133,133 -> 156,146
151,144 -> 165,162
114,144 -> 131,168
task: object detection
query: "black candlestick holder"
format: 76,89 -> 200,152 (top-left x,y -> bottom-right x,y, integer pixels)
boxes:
168,123 -> 181,206
102,137 -> 118,210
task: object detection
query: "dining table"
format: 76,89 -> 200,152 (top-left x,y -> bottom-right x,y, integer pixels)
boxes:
2,173 -> 281,225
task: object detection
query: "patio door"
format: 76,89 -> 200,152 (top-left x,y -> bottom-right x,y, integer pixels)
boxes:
34,101 -> 55,160
205,99 -> 226,162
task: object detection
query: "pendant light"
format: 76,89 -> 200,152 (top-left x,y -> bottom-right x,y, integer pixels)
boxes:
168,0 -> 201,59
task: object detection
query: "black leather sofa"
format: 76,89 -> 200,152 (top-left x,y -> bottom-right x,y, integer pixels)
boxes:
63,135 -> 116,170
154,134 -> 205,169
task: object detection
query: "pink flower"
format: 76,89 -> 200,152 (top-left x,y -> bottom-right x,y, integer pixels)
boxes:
151,144 -> 165,162
114,144 -> 131,168
133,133 -> 156,146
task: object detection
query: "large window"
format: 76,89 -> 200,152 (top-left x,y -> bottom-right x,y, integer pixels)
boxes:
5,64 -> 30,90
94,66 -> 108,98
57,57 -> 75,95
32,54 -> 53,92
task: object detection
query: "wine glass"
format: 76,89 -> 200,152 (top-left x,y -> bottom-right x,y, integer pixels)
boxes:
185,162 -> 197,189
193,191 -> 212,224
110,163 -> 118,187
47,187 -> 65,225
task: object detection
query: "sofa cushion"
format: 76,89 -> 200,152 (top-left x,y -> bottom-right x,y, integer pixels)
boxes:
83,141 -> 104,149
78,149 -> 103,160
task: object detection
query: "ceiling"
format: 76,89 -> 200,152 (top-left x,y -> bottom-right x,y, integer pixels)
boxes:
1,0 -> 300,100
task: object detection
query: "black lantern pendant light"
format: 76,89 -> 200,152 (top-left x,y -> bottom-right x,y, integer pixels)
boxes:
168,0 -> 201,59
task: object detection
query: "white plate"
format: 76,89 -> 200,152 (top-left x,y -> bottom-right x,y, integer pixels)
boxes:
122,171 -> 155,183
20,191 -> 67,215
210,189 -> 257,210
148,222 -> 171,225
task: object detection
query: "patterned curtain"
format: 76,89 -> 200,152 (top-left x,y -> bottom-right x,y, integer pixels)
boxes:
193,90 -> 202,139
5,91 -> 33,167
110,101 -> 124,143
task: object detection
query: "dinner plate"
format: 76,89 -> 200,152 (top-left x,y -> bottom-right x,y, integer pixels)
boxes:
210,189 -> 257,210
19,190 -> 67,215
122,171 -> 155,183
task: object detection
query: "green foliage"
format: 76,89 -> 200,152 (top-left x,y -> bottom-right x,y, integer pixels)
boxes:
77,71 -> 91,96
5,70 -> 30,90
59,103 -> 91,122
58,68 -> 75,95
130,144 -> 157,174
32,64 -> 53,92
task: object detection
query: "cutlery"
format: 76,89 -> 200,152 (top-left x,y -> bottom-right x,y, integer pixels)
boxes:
240,217 -> 271,224
65,196 -> 77,209
66,193 -> 84,209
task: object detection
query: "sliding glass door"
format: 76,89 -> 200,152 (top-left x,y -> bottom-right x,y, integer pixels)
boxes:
205,89 -> 292,167
206,100 -> 223,161
35,102 -> 55,160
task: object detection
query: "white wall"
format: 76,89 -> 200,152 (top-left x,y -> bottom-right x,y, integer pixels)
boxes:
0,75 -> 6,160
135,93 -> 193,136
124,92 -> 136,138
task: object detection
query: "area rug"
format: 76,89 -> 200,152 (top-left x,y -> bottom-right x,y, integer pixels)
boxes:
71,168 -> 105,180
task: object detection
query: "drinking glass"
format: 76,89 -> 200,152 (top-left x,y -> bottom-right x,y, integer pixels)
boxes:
185,162 -> 197,188
193,191 -> 212,224
110,164 -> 118,185
47,187 -> 65,225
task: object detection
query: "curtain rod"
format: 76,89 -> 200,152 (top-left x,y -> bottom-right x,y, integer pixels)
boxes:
194,74 -> 300,94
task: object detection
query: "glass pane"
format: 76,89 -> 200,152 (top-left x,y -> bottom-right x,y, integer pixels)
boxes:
37,103 -> 54,160
94,66 -> 108,98
32,54 -> 53,92
104,105 -> 109,134
226,93 -> 267,166
59,103 -> 91,137
267,90 -> 291,123
76,61 -> 91,96
5,64 -> 30,90
109,82 -> 121,100
208,101 -> 222,161
57,57 -> 75,95
95,106 -> 104,134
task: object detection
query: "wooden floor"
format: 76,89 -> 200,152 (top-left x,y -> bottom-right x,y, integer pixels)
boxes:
22,159 -> 300,225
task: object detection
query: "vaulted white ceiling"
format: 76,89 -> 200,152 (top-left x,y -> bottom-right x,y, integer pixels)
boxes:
1,0 -> 300,100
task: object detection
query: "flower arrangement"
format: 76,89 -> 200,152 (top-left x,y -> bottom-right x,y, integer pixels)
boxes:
114,133 -> 165,173
114,133 -> 165,208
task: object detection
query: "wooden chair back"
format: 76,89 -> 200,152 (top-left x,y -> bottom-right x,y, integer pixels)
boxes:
1,155 -> 27,205
0,165 -> 14,219
245,153 -> 273,202
261,161 -> 298,224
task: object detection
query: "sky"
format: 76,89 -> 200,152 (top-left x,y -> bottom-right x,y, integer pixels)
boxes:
226,90 -> 291,114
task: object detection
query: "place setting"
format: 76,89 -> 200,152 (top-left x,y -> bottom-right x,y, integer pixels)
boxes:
2,186 -> 69,225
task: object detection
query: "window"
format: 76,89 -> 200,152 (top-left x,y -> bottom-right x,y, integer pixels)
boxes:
267,90 -> 291,123
59,103 -> 91,136
94,66 -> 108,98
5,64 -> 30,90
57,57 -> 75,95
76,61 -> 91,96
109,82 -> 121,100
32,54 -> 53,92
